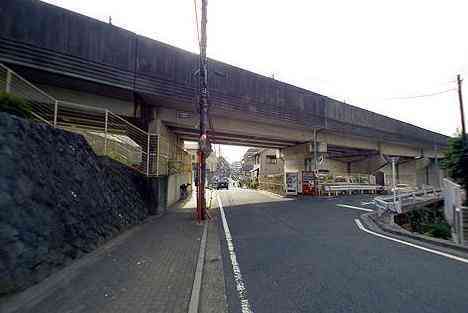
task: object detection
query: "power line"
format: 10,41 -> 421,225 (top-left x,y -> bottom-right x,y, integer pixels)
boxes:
384,88 -> 456,100
193,0 -> 201,49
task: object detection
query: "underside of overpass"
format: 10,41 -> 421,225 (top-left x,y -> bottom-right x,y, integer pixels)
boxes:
166,125 -> 302,149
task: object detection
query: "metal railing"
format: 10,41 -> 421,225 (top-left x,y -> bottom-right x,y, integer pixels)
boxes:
442,178 -> 466,245
0,63 -> 163,177
323,184 -> 380,194
374,185 -> 442,214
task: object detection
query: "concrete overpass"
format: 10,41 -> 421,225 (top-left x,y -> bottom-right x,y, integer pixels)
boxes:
0,0 -> 449,188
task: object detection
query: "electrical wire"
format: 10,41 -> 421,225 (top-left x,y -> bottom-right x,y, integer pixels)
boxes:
384,88 -> 456,100
193,0 -> 201,50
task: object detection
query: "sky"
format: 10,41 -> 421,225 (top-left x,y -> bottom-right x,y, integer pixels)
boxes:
43,0 -> 468,162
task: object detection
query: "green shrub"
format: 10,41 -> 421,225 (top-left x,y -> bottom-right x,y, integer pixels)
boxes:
426,223 -> 451,240
250,180 -> 258,189
0,92 -> 32,118
441,135 -> 468,205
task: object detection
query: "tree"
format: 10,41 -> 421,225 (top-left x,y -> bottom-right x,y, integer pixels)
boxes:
441,135 -> 468,205
215,156 -> 231,178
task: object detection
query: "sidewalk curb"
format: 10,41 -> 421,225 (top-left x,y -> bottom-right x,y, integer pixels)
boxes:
188,221 -> 208,313
360,212 -> 468,254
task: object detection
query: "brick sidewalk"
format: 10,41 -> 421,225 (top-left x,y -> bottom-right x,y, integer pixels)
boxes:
3,211 -> 204,313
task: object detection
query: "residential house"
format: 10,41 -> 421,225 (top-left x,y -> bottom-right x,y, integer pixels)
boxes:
251,148 -> 284,179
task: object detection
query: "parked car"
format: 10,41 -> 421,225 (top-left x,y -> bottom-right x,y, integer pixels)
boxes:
217,180 -> 229,190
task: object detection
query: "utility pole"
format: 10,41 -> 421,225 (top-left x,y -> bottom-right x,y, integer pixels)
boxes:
196,0 -> 211,222
457,74 -> 466,143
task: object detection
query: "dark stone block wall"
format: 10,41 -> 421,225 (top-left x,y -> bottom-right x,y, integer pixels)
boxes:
0,113 -> 152,294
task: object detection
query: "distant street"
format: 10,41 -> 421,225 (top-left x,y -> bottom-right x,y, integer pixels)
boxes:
217,189 -> 468,313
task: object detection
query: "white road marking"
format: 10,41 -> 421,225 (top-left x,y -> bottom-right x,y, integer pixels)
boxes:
337,204 -> 374,212
361,201 -> 375,205
217,194 -> 253,313
354,219 -> 468,265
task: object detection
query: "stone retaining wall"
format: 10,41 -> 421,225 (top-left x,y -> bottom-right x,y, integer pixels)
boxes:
0,113 -> 150,294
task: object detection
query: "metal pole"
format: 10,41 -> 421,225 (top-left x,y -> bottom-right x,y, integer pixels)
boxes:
313,129 -> 317,171
53,100 -> 58,128
5,69 -> 11,93
104,110 -> 109,154
147,132 -> 150,176
392,157 -> 397,205
197,0 -> 210,221
157,135 -> 160,176
457,74 -> 466,142
434,144 -> 440,187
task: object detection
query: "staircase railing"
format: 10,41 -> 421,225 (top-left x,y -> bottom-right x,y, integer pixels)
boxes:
0,63 -> 161,177
442,178 -> 466,245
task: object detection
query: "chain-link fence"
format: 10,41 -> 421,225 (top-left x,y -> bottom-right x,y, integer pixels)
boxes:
0,63 -> 164,177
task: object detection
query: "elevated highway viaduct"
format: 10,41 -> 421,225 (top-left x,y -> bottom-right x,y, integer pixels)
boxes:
0,0 -> 449,188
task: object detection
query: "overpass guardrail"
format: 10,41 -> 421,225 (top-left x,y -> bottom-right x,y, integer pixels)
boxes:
374,186 -> 442,214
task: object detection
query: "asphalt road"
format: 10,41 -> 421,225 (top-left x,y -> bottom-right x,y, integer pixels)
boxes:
217,189 -> 468,313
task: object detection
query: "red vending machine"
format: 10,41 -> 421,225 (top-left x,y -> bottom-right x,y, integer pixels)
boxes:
302,171 -> 316,196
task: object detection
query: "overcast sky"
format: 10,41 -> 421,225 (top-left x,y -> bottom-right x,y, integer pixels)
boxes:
43,0 -> 468,162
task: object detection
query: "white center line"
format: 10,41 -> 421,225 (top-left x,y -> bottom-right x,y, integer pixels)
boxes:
217,194 -> 253,313
361,201 -> 375,205
354,219 -> 468,265
337,204 -> 374,212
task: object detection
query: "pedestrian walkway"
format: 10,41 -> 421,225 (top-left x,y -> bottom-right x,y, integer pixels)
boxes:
1,208 -> 204,313
175,188 -> 217,215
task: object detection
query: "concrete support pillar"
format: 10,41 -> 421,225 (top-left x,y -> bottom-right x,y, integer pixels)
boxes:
144,176 -> 168,215
396,163 -> 400,184
282,143 -> 309,194
147,109 -> 160,134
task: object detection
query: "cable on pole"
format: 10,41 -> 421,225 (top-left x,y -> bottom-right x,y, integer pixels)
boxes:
193,0 -> 201,50
384,88 -> 456,100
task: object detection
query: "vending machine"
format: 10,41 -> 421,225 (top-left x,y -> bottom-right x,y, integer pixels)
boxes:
302,171 -> 316,196
285,172 -> 299,195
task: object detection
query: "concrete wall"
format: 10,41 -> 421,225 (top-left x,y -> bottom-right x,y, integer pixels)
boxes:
38,84 -> 134,116
398,160 -> 417,186
318,159 -> 347,174
350,155 -> 385,174
416,158 -> 444,188
167,173 -> 191,207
